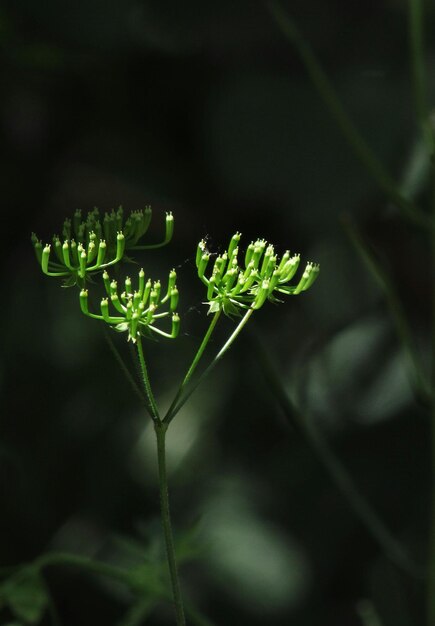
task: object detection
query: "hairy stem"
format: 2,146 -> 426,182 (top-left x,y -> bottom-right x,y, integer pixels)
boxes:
164,310 -> 222,422
154,421 -> 186,625
267,1 -> 431,229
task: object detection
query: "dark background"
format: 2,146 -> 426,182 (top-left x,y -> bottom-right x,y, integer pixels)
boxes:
0,1 -> 433,624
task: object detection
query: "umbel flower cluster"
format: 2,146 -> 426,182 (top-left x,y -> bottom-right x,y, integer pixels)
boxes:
80,269 -> 180,343
196,233 -> 319,315
31,206 -> 174,286
32,207 -> 319,344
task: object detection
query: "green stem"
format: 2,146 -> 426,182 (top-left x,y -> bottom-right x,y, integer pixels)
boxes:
164,310 -> 222,422
103,329 -> 147,404
409,0 -> 434,152
342,215 -> 431,403
252,333 -> 424,579
165,308 -> 254,423
136,335 -> 160,421
154,421 -> 186,626
267,1 -> 432,229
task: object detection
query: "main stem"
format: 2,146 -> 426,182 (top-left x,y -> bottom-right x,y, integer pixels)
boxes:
154,421 -> 186,626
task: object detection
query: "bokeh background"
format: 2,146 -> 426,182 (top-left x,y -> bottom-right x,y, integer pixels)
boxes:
1,1 -> 434,624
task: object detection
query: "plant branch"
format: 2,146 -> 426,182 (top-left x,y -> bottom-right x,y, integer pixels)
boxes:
267,1 -> 432,229
164,308 -> 254,423
164,310 -> 222,423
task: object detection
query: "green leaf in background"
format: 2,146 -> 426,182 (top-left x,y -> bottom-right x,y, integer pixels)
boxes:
0,568 -> 48,624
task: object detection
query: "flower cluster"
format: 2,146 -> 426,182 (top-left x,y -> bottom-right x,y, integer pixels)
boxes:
196,233 -> 319,315
31,206 -> 174,286
79,268 -> 180,343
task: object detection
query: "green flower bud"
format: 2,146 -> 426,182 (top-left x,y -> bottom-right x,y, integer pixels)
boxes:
100,298 -> 110,322
142,279 -> 152,305
227,232 -> 241,260
165,211 -> 174,243
196,239 -> 207,267
170,287 -> 179,311
252,280 -> 270,309
245,242 -> 256,267
96,240 -> 106,267
80,289 -> 89,315
171,313 -> 180,338
41,245 -> 51,274
138,268 -> 145,297
53,237 -> 63,263
33,238 -> 43,264
110,293 -> 124,313
198,253 -> 210,281
125,276 -> 133,295
101,270 -> 110,294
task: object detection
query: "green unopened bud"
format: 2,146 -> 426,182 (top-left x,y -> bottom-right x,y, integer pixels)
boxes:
96,240 -> 107,266
167,269 -> 177,293
62,241 -> 72,268
110,293 -> 124,313
133,290 -> 141,308
125,300 -> 133,320
146,303 -> 156,324
109,279 -> 118,297
165,212 -> 174,243
53,237 -> 63,263
33,238 -> 43,264
41,245 -> 51,274
260,245 -> 275,277
129,312 -> 139,342
252,280 -> 270,309
251,240 -> 266,270
100,298 -> 110,321
245,242 -> 256,267
213,254 -> 227,284
196,239 -> 207,267
277,250 -> 290,273
102,270 -> 110,293
154,281 -> 161,302
125,276 -> 133,295
78,245 -> 87,277
171,313 -> 180,338
280,254 -> 300,282
198,253 -> 210,280
115,231 -> 125,260
138,268 -> 145,296
150,289 -> 159,307
87,240 -> 96,263
80,289 -> 89,315
142,279 -> 152,305
170,287 -> 179,311
70,239 -> 78,265
227,232 -> 241,260
268,269 -> 281,293
207,275 -> 217,300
